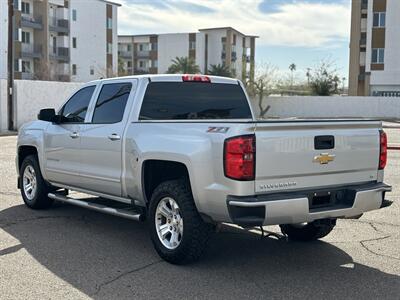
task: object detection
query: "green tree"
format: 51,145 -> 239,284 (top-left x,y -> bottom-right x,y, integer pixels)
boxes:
207,64 -> 234,77
308,60 -> 341,96
167,57 -> 200,74
245,63 -> 278,118
118,57 -> 127,76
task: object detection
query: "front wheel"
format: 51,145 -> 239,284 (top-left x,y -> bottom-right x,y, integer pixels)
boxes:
148,179 -> 213,264
19,155 -> 54,209
280,219 -> 336,241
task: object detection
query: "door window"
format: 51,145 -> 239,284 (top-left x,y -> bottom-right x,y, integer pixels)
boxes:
91,83 -> 132,124
60,86 -> 95,123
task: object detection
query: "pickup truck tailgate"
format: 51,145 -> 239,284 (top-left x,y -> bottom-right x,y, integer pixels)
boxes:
254,121 -> 380,193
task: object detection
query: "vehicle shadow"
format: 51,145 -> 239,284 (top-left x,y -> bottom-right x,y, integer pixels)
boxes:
0,203 -> 399,299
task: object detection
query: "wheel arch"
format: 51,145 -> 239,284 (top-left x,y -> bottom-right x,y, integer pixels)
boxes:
142,159 -> 194,205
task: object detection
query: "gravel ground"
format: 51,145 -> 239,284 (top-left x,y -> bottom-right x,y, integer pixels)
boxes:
0,134 -> 399,300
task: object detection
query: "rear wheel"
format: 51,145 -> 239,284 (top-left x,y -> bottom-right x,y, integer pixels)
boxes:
148,179 -> 213,264
19,155 -> 54,209
280,219 -> 336,241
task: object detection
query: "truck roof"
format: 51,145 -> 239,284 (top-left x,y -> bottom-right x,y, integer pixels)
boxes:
87,74 -> 240,85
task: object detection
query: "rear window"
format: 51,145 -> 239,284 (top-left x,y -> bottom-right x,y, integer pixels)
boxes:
139,82 -> 252,120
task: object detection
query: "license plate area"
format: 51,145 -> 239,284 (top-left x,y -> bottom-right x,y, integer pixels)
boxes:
308,188 -> 356,212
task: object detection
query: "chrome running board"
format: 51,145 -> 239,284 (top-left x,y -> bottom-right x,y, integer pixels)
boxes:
48,193 -> 144,221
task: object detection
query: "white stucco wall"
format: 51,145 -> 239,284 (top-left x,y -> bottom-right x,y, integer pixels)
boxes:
203,29 -> 225,69
69,0 -> 109,82
367,0 -> 400,90
195,32 -> 206,73
13,80 -> 82,128
158,33 -> 190,73
0,79 -> 7,131
112,5 -> 118,76
0,0 -> 8,80
250,96 -> 400,120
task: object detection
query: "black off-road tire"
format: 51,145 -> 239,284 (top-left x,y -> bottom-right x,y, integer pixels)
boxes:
148,179 -> 213,265
19,155 -> 54,209
280,219 -> 336,241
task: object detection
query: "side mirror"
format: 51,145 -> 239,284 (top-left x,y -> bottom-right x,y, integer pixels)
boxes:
38,108 -> 56,122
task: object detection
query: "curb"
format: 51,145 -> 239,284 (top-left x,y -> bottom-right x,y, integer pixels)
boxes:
0,132 -> 17,137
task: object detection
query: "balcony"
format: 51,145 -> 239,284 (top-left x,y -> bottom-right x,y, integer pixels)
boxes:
135,50 -> 150,58
360,38 -> 367,47
21,43 -> 42,58
21,14 -> 43,30
134,68 -> 149,75
119,51 -> 133,59
21,72 -> 34,80
50,47 -> 70,62
49,17 -> 69,33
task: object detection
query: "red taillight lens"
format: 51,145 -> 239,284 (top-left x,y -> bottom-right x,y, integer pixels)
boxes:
224,135 -> 255,181
182,74 -> 211,82
379,130 -> 387,170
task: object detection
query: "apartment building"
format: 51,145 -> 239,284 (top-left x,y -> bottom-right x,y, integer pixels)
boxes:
118,27 -> 257,81
0,0 -> 119,82
349,0 -> 400,96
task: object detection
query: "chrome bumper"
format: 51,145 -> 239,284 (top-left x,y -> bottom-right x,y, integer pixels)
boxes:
227,183 -> 392,226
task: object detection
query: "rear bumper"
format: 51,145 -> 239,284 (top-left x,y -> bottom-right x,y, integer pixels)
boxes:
227,183 -> 392,226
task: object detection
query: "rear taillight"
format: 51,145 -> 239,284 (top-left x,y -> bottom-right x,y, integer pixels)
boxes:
182,74 -> 211,82
379,130 -> 387,170
224,135 -> 255,181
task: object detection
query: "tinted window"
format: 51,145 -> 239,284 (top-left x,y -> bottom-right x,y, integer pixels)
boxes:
139,82 -> 252,120
92,83 -> 132,123
61,86 -> 95,123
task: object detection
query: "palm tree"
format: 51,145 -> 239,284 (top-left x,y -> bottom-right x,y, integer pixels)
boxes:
289,63 -> 296,89
207,64 -> 233,77
167,57 -> 200,74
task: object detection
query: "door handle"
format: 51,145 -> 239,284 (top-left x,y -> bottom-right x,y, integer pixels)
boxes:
108,133 -> 121,141
70,132 -> 79,139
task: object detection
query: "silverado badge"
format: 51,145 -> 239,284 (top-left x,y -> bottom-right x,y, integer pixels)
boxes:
313,153 -> 335,165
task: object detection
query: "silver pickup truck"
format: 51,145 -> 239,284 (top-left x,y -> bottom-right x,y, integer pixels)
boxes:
17,74 -> 392,264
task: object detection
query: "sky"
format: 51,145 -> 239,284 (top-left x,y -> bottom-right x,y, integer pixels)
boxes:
115,0 -> 351,82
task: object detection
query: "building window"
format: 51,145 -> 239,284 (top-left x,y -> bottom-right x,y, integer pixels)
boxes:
14,59 -> 19,72
107,43 -> 112,54
139,61 -> 144,68
72,64 -> 77,75
90,66 -> 94,75
151,43 -> 157,51
22,60 -> 31,73
373,12 -> 385,27
21,2 -> 30,14
72,9 -> 77,21
189,41 -> 196,50
139,44 -> 144,51
127,44 -> 131,52
21,31 -> 30,43
372,48 -> 384,64
72,37 -> 77,48
107,18 -> 112,29
127,61 -> 132,68
152,60 -> 158,68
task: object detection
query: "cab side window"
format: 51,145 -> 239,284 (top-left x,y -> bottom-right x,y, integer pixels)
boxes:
60,86 -> 96,123
91,83 -> 132,124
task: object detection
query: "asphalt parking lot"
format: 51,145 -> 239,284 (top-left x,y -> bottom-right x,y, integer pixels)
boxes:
0,132 -> 399,300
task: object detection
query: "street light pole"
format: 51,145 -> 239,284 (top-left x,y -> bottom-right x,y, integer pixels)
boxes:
7,0 -> 14,131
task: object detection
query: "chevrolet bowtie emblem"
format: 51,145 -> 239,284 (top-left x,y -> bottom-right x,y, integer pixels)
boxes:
313,153 -> 335,164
